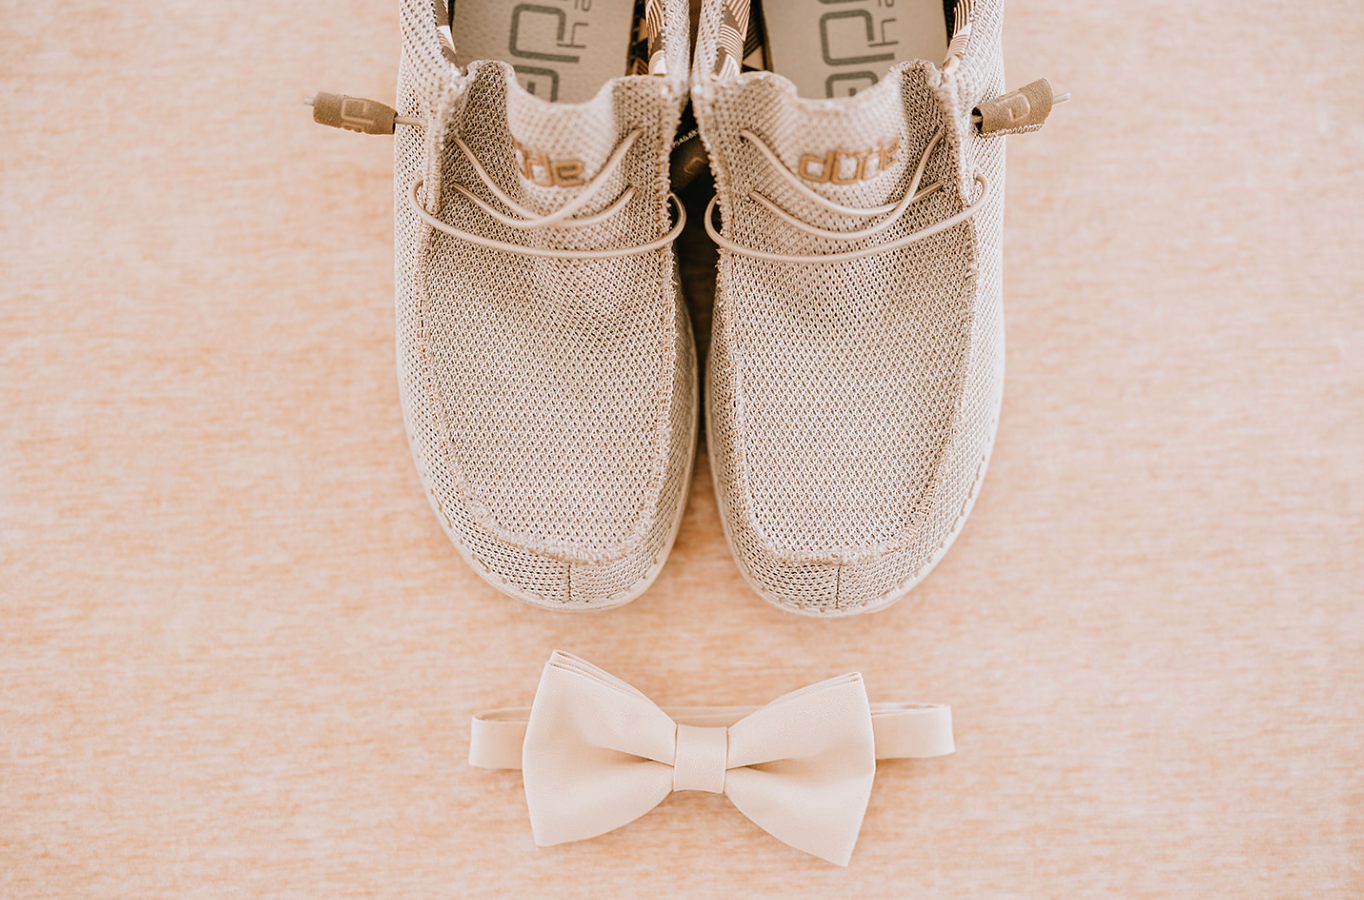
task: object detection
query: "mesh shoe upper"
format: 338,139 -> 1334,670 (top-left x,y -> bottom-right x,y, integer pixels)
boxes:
693,0 -> 1009,615
394,0 -> 697,608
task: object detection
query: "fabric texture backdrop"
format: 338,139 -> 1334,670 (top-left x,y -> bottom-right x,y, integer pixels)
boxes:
2,1 -> 1361,897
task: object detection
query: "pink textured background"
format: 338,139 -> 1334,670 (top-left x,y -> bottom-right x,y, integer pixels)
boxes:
3,1 -> 1362,896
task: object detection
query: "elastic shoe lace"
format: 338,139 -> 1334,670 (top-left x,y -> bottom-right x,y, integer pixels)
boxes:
703,129 -> 986,265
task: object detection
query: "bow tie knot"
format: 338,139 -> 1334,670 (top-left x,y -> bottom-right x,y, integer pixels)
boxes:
673,724 -> 728,793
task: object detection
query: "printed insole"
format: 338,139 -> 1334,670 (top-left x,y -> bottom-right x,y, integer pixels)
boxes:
452,0 -> 638,103
764,0 -> 950,99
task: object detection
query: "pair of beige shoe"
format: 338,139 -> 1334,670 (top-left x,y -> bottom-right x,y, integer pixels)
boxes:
319,0 -> 1057,615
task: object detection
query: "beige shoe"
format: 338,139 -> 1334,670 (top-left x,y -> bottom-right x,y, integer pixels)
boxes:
388,0 -> 696,609
692,0 -> 1059,615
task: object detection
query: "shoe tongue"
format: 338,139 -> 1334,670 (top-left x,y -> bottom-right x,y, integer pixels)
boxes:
725,66 -> 941,210
447,60 -> 644,220
502,73 -> 624,183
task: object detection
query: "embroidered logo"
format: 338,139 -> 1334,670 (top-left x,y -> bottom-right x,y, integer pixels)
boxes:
513,138 -> 587,188
797,139 -> 900,184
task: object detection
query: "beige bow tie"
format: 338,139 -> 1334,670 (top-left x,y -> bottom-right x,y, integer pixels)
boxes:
469,651 -> 954,865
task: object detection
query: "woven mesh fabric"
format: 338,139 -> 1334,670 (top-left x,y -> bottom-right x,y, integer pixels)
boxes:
694,0 -> 1007,615
394,0 -> 697,609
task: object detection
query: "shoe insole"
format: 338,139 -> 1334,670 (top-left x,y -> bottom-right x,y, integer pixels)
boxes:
764,0 -> 950,99
451,0 -> 639,103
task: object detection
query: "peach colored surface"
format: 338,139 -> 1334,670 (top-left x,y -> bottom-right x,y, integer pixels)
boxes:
3,1 -> 1362,897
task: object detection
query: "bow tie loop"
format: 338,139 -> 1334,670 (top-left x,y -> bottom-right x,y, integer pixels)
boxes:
673,724 -> 728,793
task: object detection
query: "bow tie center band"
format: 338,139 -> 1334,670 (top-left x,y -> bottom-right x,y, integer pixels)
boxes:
470,651 -> 954,866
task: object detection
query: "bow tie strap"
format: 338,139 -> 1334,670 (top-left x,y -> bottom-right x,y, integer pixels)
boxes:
470,701 -> 954,770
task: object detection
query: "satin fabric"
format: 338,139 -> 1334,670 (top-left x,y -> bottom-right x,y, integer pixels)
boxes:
470,651 -> 954,865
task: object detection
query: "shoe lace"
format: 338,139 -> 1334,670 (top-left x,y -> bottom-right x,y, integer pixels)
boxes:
410,129 -> 686,260
703,129 -> 987,264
